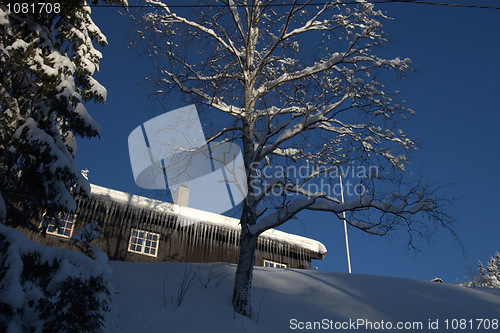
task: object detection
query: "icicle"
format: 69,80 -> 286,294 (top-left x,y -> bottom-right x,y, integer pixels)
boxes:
142,208 -> 149,230
209,225 -> 215,261
75,197 -> 83,215
124,204 -> 132,227
75,196 -> 83,219
301,248 -> 305,269
167,211 -> 174,228
91,199 -> 99,223
139,208 -> 146,229
203,223 -> 208,252
264,238 -> 268,260
289,247 -> 293,268
263,238 -> 268,260
191,223 -> 198,258
224,229 -> 228,262
178,218 -> 184,256
277,242 -> 282,264
298,247 -> 302,268
144,208 -> 152,231
228,229 -> 233,262
105,201 -> 111,225
158,211 -> 164,229
153,210 -> 159,229
115,203 -> 123,227
232,229 -> 237,261
160,211 -> 165,229
86,198 -> 94,222
138,208 -> 145,230
124,205 -> 133,228
213,226 -> 219,260
83,198 -> 91,222
147,209 -> 152,228
148,210 -> 154,231
198,223 -> 205,261
202,224 -> 208,261
233,230 -> 236,250
134,207 -> 142,229
181,222 -> 189,261
183,223 -> 190,261
208,224 -> 213,262
268,238 -> 272,260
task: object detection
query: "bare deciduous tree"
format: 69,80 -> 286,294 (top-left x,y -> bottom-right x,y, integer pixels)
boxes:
136,0 -> 455,317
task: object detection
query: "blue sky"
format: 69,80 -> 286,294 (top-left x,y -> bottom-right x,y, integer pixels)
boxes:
75,1 -> 500,283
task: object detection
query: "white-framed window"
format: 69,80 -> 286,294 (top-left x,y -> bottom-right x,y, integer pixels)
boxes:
263,259 -> 287,268
44,214 -> 76,238
128,228 -> 159,257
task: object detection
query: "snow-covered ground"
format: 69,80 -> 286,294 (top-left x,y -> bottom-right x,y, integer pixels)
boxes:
1,224 -> 499,333
110,261 -> 500,333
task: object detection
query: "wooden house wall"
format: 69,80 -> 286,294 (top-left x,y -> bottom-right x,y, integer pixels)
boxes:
8,196 -> 315,269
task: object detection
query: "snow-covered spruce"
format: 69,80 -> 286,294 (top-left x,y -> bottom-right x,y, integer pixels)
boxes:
71,220 -> 101,259
0,0 -> 127,221
473,252 -> 500,288
0,224 -> 119,333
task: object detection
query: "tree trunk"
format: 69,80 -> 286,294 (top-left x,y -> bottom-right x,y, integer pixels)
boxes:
232,225 -> 258,317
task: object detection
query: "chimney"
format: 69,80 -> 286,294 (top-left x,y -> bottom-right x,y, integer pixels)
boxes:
174,185 -> 190,207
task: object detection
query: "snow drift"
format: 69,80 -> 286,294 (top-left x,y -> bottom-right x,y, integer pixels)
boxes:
111,261 -> 500,333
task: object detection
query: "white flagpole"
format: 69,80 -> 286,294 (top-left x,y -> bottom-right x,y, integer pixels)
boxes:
340,173 -> 352,273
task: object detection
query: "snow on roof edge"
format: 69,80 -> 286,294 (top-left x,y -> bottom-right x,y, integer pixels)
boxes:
90,184 -> 327,256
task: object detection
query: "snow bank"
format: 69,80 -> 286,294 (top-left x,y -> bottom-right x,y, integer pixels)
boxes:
110,261 -> 500,333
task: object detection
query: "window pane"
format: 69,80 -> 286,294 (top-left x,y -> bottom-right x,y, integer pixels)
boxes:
45,215 -> 75,238
128,229 -> 159,256
56,223 -> 65,234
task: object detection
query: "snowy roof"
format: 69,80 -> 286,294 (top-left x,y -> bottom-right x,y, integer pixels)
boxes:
90,184 -> 327,257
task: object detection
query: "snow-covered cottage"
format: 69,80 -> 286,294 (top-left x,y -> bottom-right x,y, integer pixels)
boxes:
10,184 -> 327,269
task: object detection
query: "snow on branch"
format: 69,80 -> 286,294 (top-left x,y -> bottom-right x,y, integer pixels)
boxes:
254,52 -> 344,99
249,188 -> 440,237
223,0 -> 246,44
161,69 -> 245,117
146,0 -> 244,59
